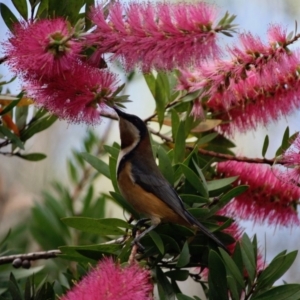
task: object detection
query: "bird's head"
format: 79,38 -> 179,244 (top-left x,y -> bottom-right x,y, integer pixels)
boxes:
114,107 -> 149,150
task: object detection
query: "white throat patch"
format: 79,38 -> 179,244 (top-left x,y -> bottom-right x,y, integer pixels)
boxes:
116,121 -> 140,169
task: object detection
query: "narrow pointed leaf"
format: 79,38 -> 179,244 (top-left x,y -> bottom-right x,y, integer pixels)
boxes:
81,152 -> 110,178
176,242 -> 190,268
262,135 -> 269,157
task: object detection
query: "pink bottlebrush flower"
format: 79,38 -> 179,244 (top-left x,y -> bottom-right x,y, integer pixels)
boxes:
178,25 -> 300,133
61,257 -> 153,300
26,63 -> 118,124
4,18 -> 83,78
190,98 -> 205,120
268,24 -> 288,46
89,2 -> 221,71
216,161 -> 300,226
280,134 -> 300,185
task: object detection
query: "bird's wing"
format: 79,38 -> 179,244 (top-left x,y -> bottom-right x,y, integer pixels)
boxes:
131,159 -> 228,251
130,159 -> 189,221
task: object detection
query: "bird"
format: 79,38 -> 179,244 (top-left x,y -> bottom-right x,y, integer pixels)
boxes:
114,107 -> 227,251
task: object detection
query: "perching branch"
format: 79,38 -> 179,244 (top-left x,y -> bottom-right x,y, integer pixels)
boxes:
0,250 -> 61,266
0,237 -> 127,266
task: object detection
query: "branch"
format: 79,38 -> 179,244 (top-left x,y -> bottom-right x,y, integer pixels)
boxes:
149,128 -> 278,165
285,32 -> 300,47
0,250 -> 61,266
191,147 -> 275,165
0,56 -> 8,65
0,237 -> 127,266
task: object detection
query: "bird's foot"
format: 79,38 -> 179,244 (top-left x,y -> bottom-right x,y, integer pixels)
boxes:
131,239 -> 145,253
132,218 -> 150,238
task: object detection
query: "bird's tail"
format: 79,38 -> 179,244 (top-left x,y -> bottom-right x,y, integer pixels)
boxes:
184,210 -> 228,252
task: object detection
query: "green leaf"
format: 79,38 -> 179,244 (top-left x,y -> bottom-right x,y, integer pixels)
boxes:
176,242 -> 190,268
197,132 -> 219,146
207,185 -> 248,218
12,0 -> 28,19
144,73 -> 156,98
149,231 -> 164,254
276,126 -> 291,156
240,233 -> 256,283
15,105 -> 28,130
155,72 -> 168,127
256,250 -> 298,292
158,146 -> 174,185
61,217 -> 131,235
208,250 -> 229,300
0,97 -> 21,116
82,186 -> 94,214
181,90 -> 201,103
192,160 -> 209,193
109,156 -> 119,192
0,229 -> 11,247
47,0 -> 84,23
0,3 -> 18,30
262,135 -> 269,157
165,270 -> 189,282
0,125 -> 24,149
60,243 -> 122,260
159,234 -> 180,252
282,126 -> 290,149
219,185 -> 248,203
21,115 -> 57,141
232,242 -> 244,281
35,281 -> 55,300
227,275 -> 240,300
81,152 -> 110,179
174,121 -> 186,163
68,159 -> 78,182
156,266 -> 176,300
180,163 -> 208,197
104,144 -> 119,158
207,176 -> 238,192
251,284 -> 300,300
180,194 -> 209,205
84,0 -> 95,30
187,208 -> 210,219
18,153 -> 47,161
8,273 -> 23,300
171,109 -> 180,140
36,0 -> 48,17
219,248 -> 245,289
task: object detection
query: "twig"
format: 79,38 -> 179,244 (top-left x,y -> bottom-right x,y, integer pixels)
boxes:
0,250 -> 61,265
191,147 -> 275,165
0,56 -> 8,65
0,236 -> 127,266
149,128 -> 279,165
128,231 -> 140,265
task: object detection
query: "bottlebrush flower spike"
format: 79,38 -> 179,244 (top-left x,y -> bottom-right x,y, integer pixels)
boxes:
25,63 -> 118,124
280,134 -> 300,185
178,25 -> 300,134
89,2 -> 229,71
61,257 -> 153,300
217,161 -> 300,226
3,18 -> 84,78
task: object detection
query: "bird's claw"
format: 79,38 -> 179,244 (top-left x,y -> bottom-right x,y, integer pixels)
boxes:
131,239 -> 145,253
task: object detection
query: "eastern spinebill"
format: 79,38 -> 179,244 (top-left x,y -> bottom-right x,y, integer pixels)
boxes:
114,107 -> 227,251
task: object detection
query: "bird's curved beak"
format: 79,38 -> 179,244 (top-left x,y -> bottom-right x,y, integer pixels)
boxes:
113,106 -> 126,118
